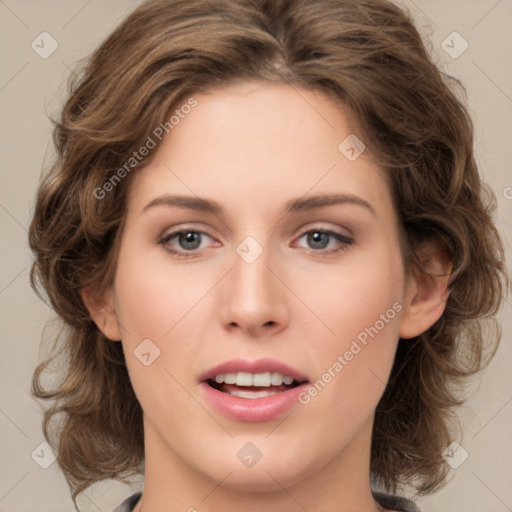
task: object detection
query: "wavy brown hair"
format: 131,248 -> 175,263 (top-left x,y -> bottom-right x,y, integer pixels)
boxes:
28,0 -> 509,508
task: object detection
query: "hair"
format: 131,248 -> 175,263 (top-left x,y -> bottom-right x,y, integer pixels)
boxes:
28,0 -> 509,508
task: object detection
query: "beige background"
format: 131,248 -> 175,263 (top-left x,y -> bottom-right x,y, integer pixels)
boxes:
0,1 -> 511,511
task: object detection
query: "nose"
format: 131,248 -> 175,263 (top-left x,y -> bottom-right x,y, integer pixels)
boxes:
219,242 -> 289,337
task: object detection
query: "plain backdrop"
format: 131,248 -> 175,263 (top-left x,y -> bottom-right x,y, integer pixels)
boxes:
0,1 -> 511,511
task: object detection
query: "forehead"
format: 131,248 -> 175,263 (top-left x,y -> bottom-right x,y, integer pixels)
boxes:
126,81 -> 394,220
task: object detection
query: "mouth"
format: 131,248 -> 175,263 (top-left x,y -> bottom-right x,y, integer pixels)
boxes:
199,358 -> 310,422
205,371 -> 306,399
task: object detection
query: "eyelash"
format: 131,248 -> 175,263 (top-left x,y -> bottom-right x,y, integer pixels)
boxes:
157,227 -> 354,259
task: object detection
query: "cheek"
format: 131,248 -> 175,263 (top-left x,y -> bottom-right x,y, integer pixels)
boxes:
113,239 -> 215,342
292,242 -> 405,343
293,242 -> 404,403
112,241 -> 217,398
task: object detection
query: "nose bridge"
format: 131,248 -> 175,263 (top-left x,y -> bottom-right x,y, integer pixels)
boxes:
232,244 -> 271,298
219,235 -> 288,333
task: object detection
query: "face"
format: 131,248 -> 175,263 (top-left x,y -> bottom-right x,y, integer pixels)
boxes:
97,82 -> 420,493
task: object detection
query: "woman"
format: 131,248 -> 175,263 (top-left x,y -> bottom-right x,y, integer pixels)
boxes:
28,0 -> 508,511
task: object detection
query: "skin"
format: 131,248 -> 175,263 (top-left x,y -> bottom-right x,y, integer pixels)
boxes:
84,82 -> 451,512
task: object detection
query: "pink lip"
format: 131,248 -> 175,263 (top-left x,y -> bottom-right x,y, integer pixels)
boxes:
199,358 -> 309,383
199,358 -> 310,423
199,381 -> 309,422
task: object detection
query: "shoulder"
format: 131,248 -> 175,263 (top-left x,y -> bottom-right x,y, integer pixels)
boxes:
373,491 -> 422,512
112,492 -> 142,512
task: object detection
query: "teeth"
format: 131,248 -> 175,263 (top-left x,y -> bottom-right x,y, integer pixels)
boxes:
213,371 -> 295,387
228,389 -> 280,399
236,372 -> 253,386
271,372 -> 283,385
224,373 -> 236,384
252,372 -> 271,386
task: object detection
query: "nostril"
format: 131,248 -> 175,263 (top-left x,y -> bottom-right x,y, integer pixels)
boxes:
227,320 -> 276,328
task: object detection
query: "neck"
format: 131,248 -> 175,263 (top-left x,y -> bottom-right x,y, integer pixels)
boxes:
133,414 -> 391,512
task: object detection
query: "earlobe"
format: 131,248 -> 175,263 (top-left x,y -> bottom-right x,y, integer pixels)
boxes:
81,284 -> 122,341
399,248 -> 452,340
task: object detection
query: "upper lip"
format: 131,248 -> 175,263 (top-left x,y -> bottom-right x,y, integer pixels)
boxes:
199,358 -> 309,383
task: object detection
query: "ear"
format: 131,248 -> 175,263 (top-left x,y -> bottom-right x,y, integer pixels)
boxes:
399,244 -> 453,339
81,283 -> 122,341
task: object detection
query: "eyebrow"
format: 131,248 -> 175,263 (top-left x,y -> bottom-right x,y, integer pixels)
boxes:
143,194 -> 222,215
142,193 -> 376,216
285,193 -> 376,216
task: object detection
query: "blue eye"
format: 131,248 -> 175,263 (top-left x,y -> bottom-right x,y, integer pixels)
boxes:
295,229 -> 353,254
159,230 -> 214,258
158,227 -> 354,259
173,231 -> 203,250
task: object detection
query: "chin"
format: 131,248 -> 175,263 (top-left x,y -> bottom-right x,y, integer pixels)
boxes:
194,441 -> 321,492
209,463 -> 311,493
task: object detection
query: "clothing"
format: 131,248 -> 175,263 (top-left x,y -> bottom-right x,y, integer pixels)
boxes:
373,491 -> 422,512
113,490 -> 421,512
112,492 -> 142,512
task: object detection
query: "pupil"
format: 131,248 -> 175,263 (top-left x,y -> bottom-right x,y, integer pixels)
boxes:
179,231 -> 201,250
308,231 -> 328,249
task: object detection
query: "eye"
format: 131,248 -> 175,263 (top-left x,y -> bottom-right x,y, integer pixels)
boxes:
158,229 -> 218,258
294,228 -> 353,254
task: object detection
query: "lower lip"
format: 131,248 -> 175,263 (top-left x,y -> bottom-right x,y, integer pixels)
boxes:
200,382 -> 309,422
